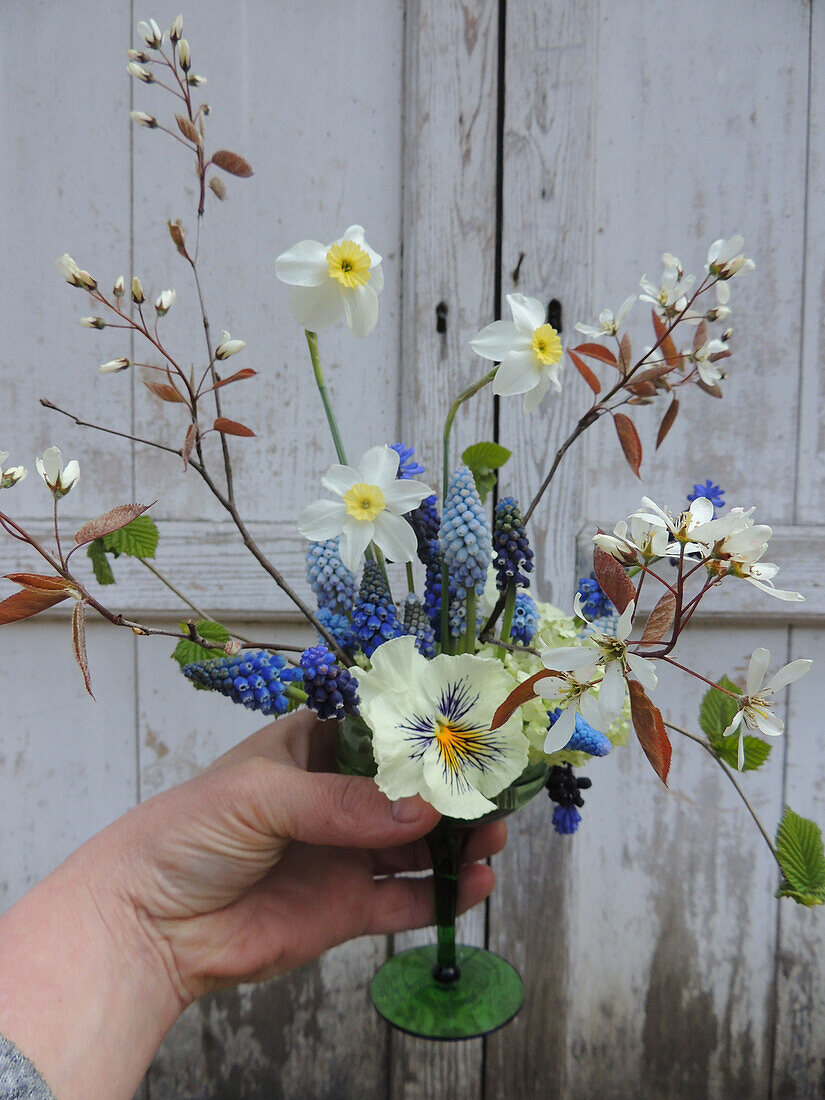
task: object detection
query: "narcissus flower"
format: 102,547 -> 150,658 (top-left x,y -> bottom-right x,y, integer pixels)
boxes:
357,635 -> 529,818
36,446 -> 79,498
470,294 -> 563,411
722,648 -> 812,770
298,445 -> 431,572
275,225 -> 384,337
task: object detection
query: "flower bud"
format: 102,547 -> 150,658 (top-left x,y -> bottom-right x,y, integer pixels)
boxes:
137,19 -> 163,48
155,289 -> 176,316
56,253 -> 81,283
1,465 -> 27,489
187,73 -> 206,87
170,14 -> 183,42
36,447 -> 79,499
177,38 -> 191,70
129,110 -> 157,128
80,316 -> 106,329
167,219 -> 188,258
224,639 -> 242,657
722,327 -> 734,343
131,276 -> 145,304
208,177 -> 226,201
113,276 -> 125,298
215,331 -> 246,359
99,358 -> 131,374
705,305 -> 730,324
127,48 -> 150,62
127,62 -> 154,83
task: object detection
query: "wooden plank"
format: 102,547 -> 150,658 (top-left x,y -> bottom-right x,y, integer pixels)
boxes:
391,1 -> 501,1095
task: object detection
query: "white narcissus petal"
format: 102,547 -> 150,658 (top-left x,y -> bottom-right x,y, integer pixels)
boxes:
597,662 -> 626,724
384,477 -> 432,514
289,281 -> 345,331
274,240 -> 329,286
297,499 -> 347,541
372,510 -> 418,564
543,706 -> 576,754
522,372 -> 551,412
470,320 -> 523,361
358,445 -> 399,491
491,350 -> 541,396
370,263 -> 384,295
540,647 -> 600,673
764,659 -> 813,693
507,293 -> 546,334
320,464 -> 359,497
341,283 -> 379,337
337,224 -> 366,248
626,652 -> 658,693
339,517 -> 375,572
746,648 -> 771,695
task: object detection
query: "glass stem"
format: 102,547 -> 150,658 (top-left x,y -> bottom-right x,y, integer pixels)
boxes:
425,822 -> 465,983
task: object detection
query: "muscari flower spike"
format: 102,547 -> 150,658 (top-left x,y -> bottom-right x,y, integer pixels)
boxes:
687,479 -> 725,515
352,560 -> 405,658
402,594 -> 436,659
546,762 -> 593,835
440,466 -> 493,636
299,644 -> 360,720
390,442 -> 426,480
423,538 -> 453,643
509,591 -> 539,646
182,651 -> 302,716
575,572 -> 614,622
548,708 -> 612,757
315,607 -> 357,655
409,495 -> 440,564
493,497 -> 534,590
305,538 -> 358,612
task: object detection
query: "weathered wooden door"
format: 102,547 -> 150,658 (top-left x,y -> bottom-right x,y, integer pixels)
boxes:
0,1 -> 822,1096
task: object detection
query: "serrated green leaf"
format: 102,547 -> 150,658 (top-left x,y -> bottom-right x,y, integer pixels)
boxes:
103,516 -> 159,560
775,806 -> 825,906
172,619 -> 231,668
462,441 -> 512,471
713,733 -> 772,771
87,539 -> 116,585
699,675 -> 741,745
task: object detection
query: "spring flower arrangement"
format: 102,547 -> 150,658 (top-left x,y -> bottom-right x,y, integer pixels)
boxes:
0,14 -> 822,1038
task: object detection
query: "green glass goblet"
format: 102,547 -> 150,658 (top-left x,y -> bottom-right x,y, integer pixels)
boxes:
337,715 -> 550,1040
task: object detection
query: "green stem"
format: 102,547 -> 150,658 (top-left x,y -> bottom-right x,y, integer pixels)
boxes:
497,583 -> 516,660
406,562 -> 416,595
463,589 -> 476,654
286,684 -> 309,706
305,329 -> 348,465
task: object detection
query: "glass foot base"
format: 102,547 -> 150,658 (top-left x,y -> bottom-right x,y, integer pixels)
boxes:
370,944 -> 524,1040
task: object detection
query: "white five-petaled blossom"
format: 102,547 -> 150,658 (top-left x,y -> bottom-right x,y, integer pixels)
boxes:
215,331 -> 245,359
137,18 -> 162,47
275,225 -> 384,338
470,293 -> 564,412
690,338 -> 729,386
723,648 -> 812,770
99,358 -> 131,374
357,636 -> 529,819
574,294 -> 636,338
593,514 -> 670,564
0,452 -> 26,489
55,254 -> 96,292
36,447 -> 79,499
298,445 -> 431,573
707,235 -> 755,289
639,254 -> 696,320
154,289 -> 176,316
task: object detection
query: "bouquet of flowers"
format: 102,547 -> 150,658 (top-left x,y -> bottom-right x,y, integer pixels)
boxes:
0,14 -> 821,1041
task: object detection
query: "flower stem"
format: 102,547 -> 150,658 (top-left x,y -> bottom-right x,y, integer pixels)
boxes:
497,583 -> 516,660
305,329 -> 348,465
406,562 -> 416,595
463,589 -> 476,654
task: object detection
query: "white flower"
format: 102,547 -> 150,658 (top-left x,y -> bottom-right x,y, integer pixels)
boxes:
131,277 -> 145,304
36,447 -> 79,498
690,338 -> 729,386
127,61 -> 154,83
113,276 -> 125,298
470,293 -> 564,412
129,110 -> 157,129
593,515 -> 670,564
357,636 -> 529,819
533,650 -> 622,753
80,316 -> 106,329
574,294 -> 636,338
154,289 -> 176,316
177,39 -> 191,70
0,452 -> 26,489
707,235 -> 755,284
705,511 -> 804,602
187,73 -> 206,88
639,254 -> 695,319
170,14 -> 183,42
275,225 -> 384,338
215,331 -> 245,359
99,358 -> 131,374
298,445 -> 431,572
723,648 -> 812,769
55,254 -> 96,291
137,18 -> 162,47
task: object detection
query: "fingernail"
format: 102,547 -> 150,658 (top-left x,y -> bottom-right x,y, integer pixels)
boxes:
392,796 -> 424,823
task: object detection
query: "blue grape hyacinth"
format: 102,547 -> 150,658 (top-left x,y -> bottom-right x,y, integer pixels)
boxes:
548,708 -> 611,756
575,572 -> 614,622
409,494 -> 440,564
439,466 -> 492,635
316,607 -> 356,655
300,644 -> 360,720
306,538 -> 358,612
423,538 -> 453,642
493,497 -> 534,591
402,593 -> 436,658
352,560 -> 405,658
390,442 -> 426,480
546,762 -> 592,836
509,591 -> 539,646
182,650 -> 302,716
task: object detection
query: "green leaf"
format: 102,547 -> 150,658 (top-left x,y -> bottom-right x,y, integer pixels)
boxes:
713,734 -> 772,772
775,805 -> 825,906
103,516 -> 159,560
87,539 -> 116,585
699,675 -> 741,745
461,442 -> 512,504
172,619 -> 231,668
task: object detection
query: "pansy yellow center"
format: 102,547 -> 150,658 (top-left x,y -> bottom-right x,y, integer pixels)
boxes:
531,323 -> 562,366
435,721 -> 485,775
326,240 -> 371,288
343,482 -> 385,522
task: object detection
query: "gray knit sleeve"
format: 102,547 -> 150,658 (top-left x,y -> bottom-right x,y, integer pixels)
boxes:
0,1034 -> 56,1099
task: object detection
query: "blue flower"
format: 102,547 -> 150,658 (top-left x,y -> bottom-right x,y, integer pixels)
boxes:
439,466 -> 492,635
546,762 -> 592,836
552,804 -> 582,835
408,494 -> 440,564
182,650 -> 302,716
316,607 -> 356,655
305,538 -> 357,612
575,573 -> 614,621
687,479 -> 725,515
548,708 -> 611,756
390,442 -> 426,480
423,539 -> 453,642
299,644 -> 360,720
493,497 -> 534,590
352,560 -> 405,657
510,591 -> 538,645
402,594 -> 436,658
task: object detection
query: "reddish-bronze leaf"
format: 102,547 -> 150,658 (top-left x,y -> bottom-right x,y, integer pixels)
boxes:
627,381 -> 657,398
656,398 -> 680,448
631,363 -> 676,386
592,547 -> 636,614
697,379 -> 723,399
182,423 -> 197,470
628,680 -> 672,785
619,331 -> 633,374
0,588 -> 69,624
74,503 -> 152,547
651,311 -> 681,367
211,149 -> 254,177
573,342 -> 618,367
213,417 -> 255,437
71,600 -> 94,698
640,591 -> 677,646
143,378 -> 187,404
175,114 -> 201,145
5,572 -> 76,594
568,350 -> 601,394
614,413 -> 643,478
212,368 -> 258,390
693,319 -> 708,352
490,669 -> 556,731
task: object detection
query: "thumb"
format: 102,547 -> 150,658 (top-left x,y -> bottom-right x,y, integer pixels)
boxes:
234,757 -> 441,849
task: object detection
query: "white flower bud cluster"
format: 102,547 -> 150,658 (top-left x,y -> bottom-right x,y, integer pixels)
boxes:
0,451 -> 26,490
137,18 -> 163,48
55,254 -> 96,292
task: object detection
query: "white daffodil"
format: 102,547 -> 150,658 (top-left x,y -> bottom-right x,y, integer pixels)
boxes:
470,293 -> 564,412
689,338 -> 729,386
707,235 -> 755,288
639,254 -> 696,320
36,446 -> 79,498
723,647 -> 812,770
574,294 -> 636,338
298,445 -> 431,572
0,451 -> 26,489
357,636 -> 529,819
275,225 -> 384,337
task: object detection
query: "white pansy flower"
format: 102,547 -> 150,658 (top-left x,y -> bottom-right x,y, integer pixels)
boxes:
639,254 -> 696,320
298,445 -> 431,572
0,451 -> 26,489
358,636 -> 529,819
723,647 -> 812,770
574,294 -> 636,338
690,338 -> 729,386
470,293 -> 564,412
707,235 -> 755,283
36,447 -> 79,498
275,225 -> 384,337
